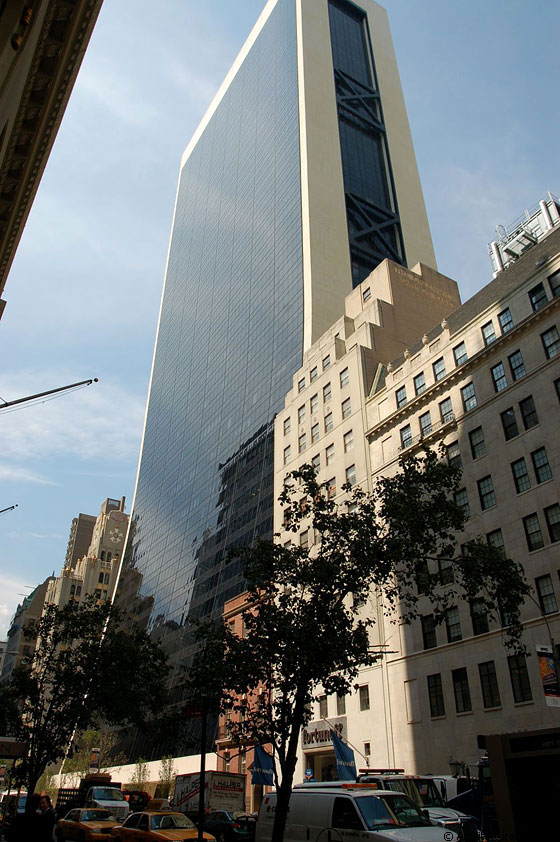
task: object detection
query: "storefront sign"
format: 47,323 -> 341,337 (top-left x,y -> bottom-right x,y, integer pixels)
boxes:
302,717 -> 346,748
536,644 -> 560,707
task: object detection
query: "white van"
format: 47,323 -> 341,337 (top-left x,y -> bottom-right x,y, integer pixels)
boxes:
255,785 -> 458,842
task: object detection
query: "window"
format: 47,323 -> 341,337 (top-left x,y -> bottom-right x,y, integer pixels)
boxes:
439,396 -> 453,423
323,383 -> 332,403
413,372 -> 426,395
341,397 -> 351,419
536,574 -> 558,615
300,530 -> 309,549
400,424 -> 412,449
324,412 -> 333,433
419,411 -> 432,437
310,394 -> 319,414
471,599 -> 489,636
479,661 -> 501,708
508,349 -> 526,380
311,453 -> 320,471
454,488 -> 470,518
498,307 -> 514,333
532,447 -> 552,483
310,366 -> 318,383
283,445 -> 291,465
319,695 -> 328,718
359,684 -> 370,711
445,607 -> 462,642
544,504 -> 560,543
427,674 -> 445,717
345,464 -> 356,486
298,405 -> 306,424
298,378 -> 305,393
311,423 -> 320,444
76,585 -> 81,596
363,741 -> 370,758
519,395 -> 539,429
487,528 -> 506,557
491,362 -> 508,392
529,282 -> 548,312
340,367 -> 349,388
322,355 -> 331,371
508,654 -> 532,702
523,513 -> 544,551
541,325 -> 560,359
446,441 -> 461,469
556,378 -> 560,402
326,477 -> 336,499
501,407 -> 519,440
549,269 -> 560,297
461,382 -> 477,411
326,443 -> 335,465
433,357 -> 446,382
396,386 -> 407,409
283,417 -> 291,435
477,475 -> 496,510
469,427 -> 486,459
299,433 -> 307,454
438,558 -> 454,585
511,458 -> 531,493
336,694 -> 346,715
363,286 -> 371,302
481,321 -> 496,345
421,615 -> 437,649
452,667 -> 472,713
98,572 -> 104,584
453,342 -> 468,366
343,430 -> 354,452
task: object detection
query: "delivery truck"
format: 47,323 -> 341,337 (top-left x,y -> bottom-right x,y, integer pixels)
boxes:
173,771 -> 245,819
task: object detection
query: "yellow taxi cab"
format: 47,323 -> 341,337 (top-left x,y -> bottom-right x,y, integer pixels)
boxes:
110,811 -> 216,841
56,807 -> 121,840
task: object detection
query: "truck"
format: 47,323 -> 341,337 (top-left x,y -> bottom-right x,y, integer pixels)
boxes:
173,771 -> 245,819
55,773 -> 129,822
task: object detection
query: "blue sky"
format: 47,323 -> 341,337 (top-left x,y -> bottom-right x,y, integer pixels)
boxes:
0,0 -> 558,637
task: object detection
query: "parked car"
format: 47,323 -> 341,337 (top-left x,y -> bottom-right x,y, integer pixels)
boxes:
56,807 -> 120,841
202,810 -> 257,842
110,811 -> 216,841
256,787 -> 458,842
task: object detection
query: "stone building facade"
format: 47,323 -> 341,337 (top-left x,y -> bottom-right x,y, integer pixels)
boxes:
274,195 -> 560,779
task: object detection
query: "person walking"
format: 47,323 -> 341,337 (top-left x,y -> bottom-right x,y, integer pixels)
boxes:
38,795 -> 56,841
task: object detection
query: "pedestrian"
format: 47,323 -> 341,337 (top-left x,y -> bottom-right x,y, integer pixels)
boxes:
4,793 -> 41,842
38,794 -> 56,841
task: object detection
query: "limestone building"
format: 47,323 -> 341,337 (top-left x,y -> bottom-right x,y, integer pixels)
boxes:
274,193 -> 560,779
1,576 -> 53,681
45,497 -> 128,609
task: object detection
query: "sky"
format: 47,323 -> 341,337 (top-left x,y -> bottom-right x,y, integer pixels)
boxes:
0,0 -> 558,638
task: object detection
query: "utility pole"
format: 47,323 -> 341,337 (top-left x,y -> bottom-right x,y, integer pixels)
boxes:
0,378 -> 98,411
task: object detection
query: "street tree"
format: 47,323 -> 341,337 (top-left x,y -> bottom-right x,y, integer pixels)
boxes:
216,450 -> 530,842
158,755 -> 176,799
0,597 -> 169,797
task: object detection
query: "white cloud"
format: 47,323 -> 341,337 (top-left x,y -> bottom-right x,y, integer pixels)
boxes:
6,531 -> 65,540
0,465 -> 55,485
77,66 -> 159,126
0,370 -> 145,466
0,574 -> 32,639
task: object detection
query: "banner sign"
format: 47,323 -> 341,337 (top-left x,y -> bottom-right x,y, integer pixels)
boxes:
536,645 -> 560,707
251,745 -> 274,785
330,729 -> 356,781
89,747 -> 100,773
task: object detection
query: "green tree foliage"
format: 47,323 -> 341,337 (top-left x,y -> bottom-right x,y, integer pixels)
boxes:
157,755 -> 176,799
1,597 -> 169,797
199,451 -> 529,842
131,757 -> 149,790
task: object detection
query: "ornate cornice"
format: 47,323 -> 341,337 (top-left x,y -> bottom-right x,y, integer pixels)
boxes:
0,0 -> 104,300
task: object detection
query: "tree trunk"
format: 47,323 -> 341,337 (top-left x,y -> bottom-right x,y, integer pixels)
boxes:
271,692 -> 307,842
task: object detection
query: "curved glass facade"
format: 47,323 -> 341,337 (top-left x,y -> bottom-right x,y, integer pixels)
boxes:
125,0 -> 302,748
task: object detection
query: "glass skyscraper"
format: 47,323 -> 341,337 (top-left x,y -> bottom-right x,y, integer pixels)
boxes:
120,0 -> 435,759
